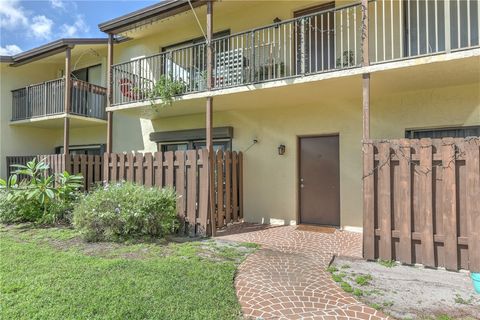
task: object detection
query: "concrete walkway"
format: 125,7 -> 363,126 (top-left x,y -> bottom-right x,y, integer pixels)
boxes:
217,224 -> 391,320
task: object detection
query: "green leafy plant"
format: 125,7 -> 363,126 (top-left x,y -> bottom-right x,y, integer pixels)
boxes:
355,274 -> 373,286
378,259 -> 397,268
0,158 -> 83,224
353,288 -> 363,297
144,75 -> 186,108
340,281 -> 353,293
10,158 -> 83,208
73,182 -> 178,242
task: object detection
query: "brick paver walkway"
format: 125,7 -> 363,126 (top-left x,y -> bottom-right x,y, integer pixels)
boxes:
217,224 -> 391,320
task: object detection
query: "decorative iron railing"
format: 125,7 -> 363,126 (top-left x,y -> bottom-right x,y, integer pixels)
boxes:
11,78 -> 107,121
111,0 -> 480,105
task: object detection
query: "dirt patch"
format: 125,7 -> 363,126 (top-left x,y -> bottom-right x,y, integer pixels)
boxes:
330,256 -> 480,319
1,224 -> 257,262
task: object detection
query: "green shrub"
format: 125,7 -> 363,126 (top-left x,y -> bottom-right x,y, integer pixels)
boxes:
0,190 -> 42,223
0,159 -> 82,225
73,182 -> 178,242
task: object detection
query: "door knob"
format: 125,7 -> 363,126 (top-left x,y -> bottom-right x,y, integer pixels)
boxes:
300,184 -> 304,188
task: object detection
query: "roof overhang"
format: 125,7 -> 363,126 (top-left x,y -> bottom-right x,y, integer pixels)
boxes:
99,0 -> 204,35
8,38 -> 109,67
0,56 -> 14,63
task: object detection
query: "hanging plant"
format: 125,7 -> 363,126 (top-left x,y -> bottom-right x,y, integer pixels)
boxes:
137,75 -> 186,110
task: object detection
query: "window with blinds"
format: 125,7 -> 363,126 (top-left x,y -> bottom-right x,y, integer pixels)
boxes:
405,126 -> 480,139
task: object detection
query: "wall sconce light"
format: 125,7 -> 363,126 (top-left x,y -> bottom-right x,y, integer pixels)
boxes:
278,144 -> 286,155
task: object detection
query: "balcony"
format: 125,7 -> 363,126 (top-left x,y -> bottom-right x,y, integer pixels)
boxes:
11,78 -> 107,122
111,0 -> 480,106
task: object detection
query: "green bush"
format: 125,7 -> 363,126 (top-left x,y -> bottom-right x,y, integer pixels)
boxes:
73,182 -> 178,242
0,159 -> 82,225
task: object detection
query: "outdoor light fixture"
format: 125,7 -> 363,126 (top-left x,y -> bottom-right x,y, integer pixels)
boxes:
278,144 -> 286,155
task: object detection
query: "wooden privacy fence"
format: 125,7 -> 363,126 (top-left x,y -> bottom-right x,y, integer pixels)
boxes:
363,137 -> 480,272
7,150 -> 243,237
39,154 -> 103,191
103,150 -> 244,237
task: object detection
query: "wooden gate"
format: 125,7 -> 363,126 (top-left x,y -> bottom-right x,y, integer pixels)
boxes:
363,137 -> 480,272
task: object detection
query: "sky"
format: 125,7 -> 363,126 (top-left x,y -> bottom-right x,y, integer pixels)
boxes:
0,0 -> 159,55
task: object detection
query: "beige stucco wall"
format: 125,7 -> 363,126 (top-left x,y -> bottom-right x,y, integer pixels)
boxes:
110,78 -> 479,228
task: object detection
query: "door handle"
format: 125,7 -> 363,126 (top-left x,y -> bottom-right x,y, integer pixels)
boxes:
300,184 -> 304,188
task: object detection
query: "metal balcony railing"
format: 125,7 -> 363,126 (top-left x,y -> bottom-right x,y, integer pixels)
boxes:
11,78 -> 107,122
111,0 -> 480,106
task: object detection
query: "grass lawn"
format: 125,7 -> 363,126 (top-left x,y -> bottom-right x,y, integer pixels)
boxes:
0,225 -> 257,320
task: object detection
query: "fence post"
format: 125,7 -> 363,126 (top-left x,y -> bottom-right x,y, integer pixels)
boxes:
362,141 -> 375,260
378,141 -> 392,261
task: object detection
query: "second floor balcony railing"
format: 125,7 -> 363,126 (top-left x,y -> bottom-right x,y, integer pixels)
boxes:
11,78 -> 107,122
111,0 -> 480,106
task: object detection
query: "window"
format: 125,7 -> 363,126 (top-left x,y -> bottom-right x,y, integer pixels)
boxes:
71,64 -> 102,86
159,140 -> 232,153
405,126 -> 480,139
151,127 -> 234,153
56,144 -> 105,155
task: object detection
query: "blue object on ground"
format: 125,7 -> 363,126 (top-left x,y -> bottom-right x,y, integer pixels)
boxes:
472,272 -> 480,294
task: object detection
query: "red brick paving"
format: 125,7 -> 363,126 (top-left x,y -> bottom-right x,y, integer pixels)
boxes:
217,224 -> 392,320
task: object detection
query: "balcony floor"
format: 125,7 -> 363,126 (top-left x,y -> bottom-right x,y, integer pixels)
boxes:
9,114 -> 107,129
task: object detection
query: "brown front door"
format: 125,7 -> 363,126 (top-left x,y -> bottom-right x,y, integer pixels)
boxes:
299,135 -> 340,226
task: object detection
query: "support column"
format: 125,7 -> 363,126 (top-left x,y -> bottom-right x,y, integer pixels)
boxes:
63,47 -> 72,156
206,0 -> 215,236
361,0 -> 374,260
206,0 -> 213,152
106,34 -> 114,154
362,0 -> 370,140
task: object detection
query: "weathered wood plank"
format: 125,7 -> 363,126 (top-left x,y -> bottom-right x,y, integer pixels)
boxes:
87,155 -> 94,191
103,153 -> 110,183
378,142 -> 392,260
126,153 -> 134,182
419,138 -> 435,267
398,139 -> 412,264
154,152 -> 163,187
232,152 -> 239,223
363,141 -> 375,260
186,150 -> 197,236
175,151 -> 186,232
466,137 -> 480,272
224,151 -> 232,224
118,153 -> 125,181
135,153 -> 143,185
442,138 -> 458,271
144,153 -> 153,187
165,152 -> 174,187
238,152 -> 244,220
198,149 -> 209,237
216,151 -> 224,228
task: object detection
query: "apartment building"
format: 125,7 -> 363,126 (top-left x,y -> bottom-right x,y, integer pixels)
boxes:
1,0 -> 479,231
